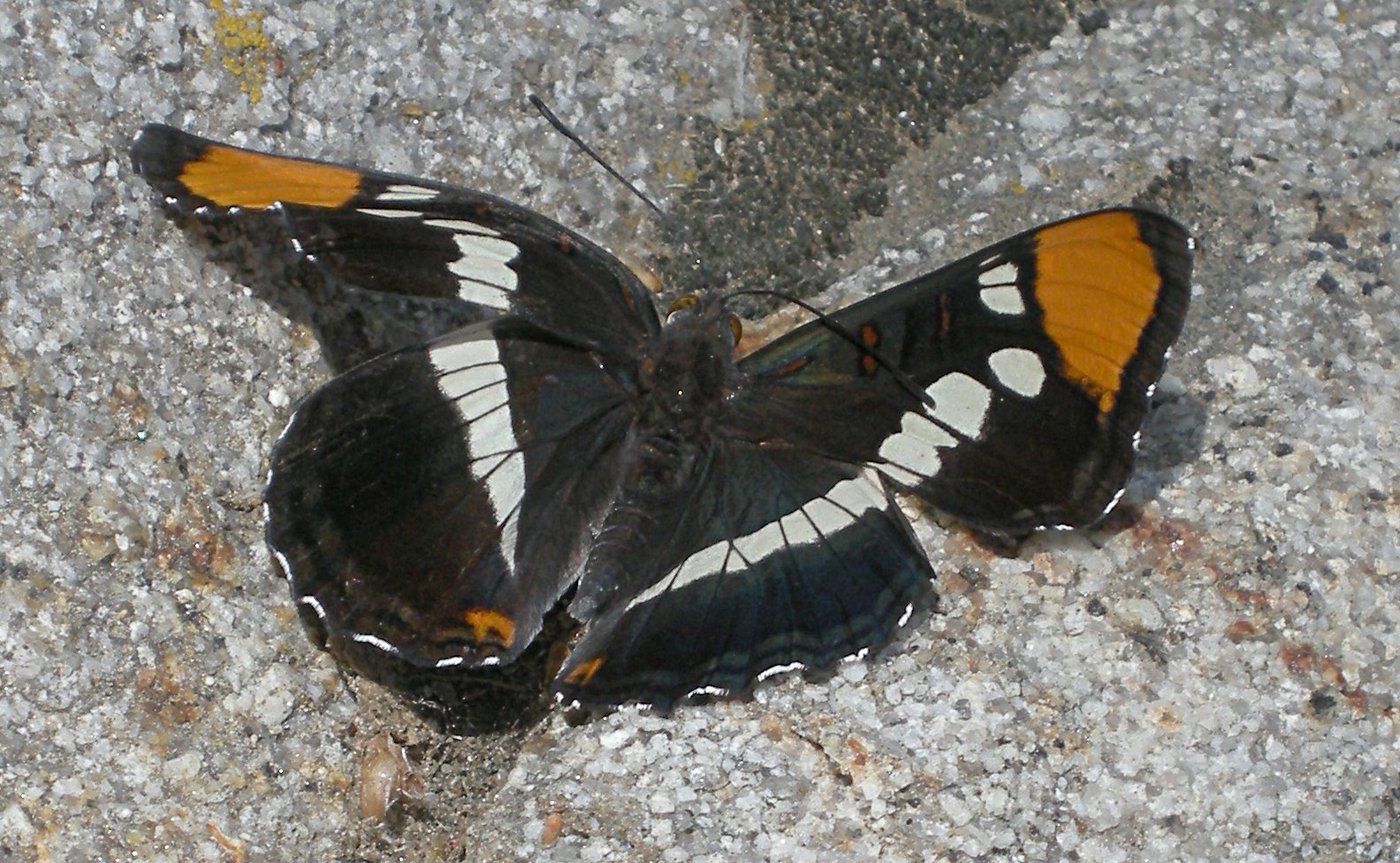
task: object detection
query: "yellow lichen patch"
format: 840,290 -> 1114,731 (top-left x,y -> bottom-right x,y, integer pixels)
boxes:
654,147 -> 699,187
208,0 -> 274,104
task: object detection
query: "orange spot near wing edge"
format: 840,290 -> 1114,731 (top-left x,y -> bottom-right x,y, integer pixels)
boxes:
1033,211 -> 1163,415
179,142 -> 362,209
463,607 -> 516,649
563,656 -> 605,687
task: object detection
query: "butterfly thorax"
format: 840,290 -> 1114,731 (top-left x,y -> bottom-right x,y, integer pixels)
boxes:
568,299 -> 741,620
627,297 -> 740,495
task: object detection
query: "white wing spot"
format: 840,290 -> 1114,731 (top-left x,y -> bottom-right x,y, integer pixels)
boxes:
1102,485 -> 1129,518
756,661 -> 806,682
686,685 -> 730,698
826,472 -> 886,513
451,234 -> 519,264
979,284 -> 1025,315
485,452 -> 525,567
437,360 -> 506,403
626,542 -> 731,610
620,471 -> 888,614
357,207 -> 422,219
429,337 -> 523,572
352,632 -> 400,655
989,347 -> 1046,397
353,205 -> 517,307
801,495 -> 850,537
876,462 -> 922,487
376,184 -> 440,202
978,261 -> 1017,287
734,520 -> 785,563
446,233 -> 519,305
878,410 -> 956,484
926,372 -> 992,439
430,338 -> 503,397
778,508 -> 819,548
297,594 -> 327,620
422,217 -> 502,237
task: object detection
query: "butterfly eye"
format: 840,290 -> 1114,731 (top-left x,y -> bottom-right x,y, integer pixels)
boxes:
667,294 -> 699,314
726,313 -> 743,345
665,293 -> 700,325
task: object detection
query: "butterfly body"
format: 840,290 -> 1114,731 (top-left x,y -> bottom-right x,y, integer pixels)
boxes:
567,295 -> 741,616
629,297 -> 739,479
131,123 -> 1192,711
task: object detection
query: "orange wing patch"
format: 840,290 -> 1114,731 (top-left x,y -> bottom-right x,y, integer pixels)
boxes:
562,656 -> 605,687
462,607 -> 517,649
1032,211 -> 1163,415
178,142 -> 363,210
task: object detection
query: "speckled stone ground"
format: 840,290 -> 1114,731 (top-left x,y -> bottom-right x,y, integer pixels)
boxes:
3,1 -> 1397,861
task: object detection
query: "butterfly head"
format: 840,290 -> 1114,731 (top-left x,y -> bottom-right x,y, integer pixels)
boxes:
663,293 -> 743,344
634,294 -> 741,421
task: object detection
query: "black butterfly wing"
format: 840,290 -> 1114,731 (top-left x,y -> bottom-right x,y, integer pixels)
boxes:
131,126 -> 656,677
266,320 -> 638,676
555,443 -> 932,712
129,124 -> 659,356
134,126 -> 1193,710
740,208 -> 1192,534
554,209 -> 1191,709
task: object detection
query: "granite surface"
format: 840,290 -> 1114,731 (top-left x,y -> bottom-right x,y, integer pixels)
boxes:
2,0 -> 1397,860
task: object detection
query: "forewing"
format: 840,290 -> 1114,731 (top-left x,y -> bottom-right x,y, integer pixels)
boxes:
738,208 -> 1192,534
129,124 -> 660,355
266,319 -> 635,678
555,446 -> 932,711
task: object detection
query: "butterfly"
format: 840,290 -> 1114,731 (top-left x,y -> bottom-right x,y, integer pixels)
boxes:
130,122 -> 1192,712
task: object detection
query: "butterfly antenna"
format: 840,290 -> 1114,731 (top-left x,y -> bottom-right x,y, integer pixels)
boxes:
528,95 -> 666,219
529,94 -> 723,293
529,93 -> 728,290
725,287 -> 866,353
